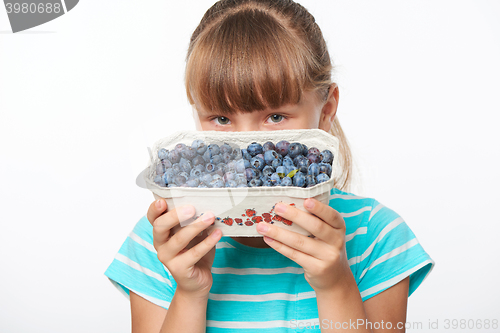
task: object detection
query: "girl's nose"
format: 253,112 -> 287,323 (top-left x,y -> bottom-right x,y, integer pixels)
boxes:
234,123 -> 261,132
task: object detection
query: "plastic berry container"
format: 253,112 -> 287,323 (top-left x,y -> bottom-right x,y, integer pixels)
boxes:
143,129 -> 340,237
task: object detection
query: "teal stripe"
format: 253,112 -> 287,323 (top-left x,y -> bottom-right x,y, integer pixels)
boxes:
104,259 -> 175,304
207,299 -> 295,322
211,273 -> 301,295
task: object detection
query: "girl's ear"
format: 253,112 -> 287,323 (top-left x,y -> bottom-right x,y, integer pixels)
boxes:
318,83 -> 339,132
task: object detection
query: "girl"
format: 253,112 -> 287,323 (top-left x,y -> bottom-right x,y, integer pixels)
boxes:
105,1 -> 434,332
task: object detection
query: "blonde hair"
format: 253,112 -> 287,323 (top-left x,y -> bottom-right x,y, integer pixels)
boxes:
185,0 -> 353,192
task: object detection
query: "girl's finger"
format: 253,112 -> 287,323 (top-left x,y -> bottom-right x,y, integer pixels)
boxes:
151,205 -> 196,250
273,203 -> 338,243
158,213 -> 215,263
303,198 -> 346,230
256,222 -> 328,260
146,198 -> 168,226
261,234 -> 322,269
177,228 -> 222,268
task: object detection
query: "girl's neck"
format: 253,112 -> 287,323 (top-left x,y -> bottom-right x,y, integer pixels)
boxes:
230,236 -> 270,248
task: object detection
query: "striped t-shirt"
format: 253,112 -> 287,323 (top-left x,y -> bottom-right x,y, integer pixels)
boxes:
104,188 -> 434,332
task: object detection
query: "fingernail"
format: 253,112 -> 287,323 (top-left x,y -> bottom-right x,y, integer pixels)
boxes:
183,206 -> 194,216
304,199 -> 314,209
211,229 -> 221,239
155,199 -> 162,209
275,203 -> 286,213
257,223 -> 269,233
202,212 -> 214,223
264,236 -> 274,243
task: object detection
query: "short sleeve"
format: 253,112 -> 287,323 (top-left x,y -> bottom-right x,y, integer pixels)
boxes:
352,199 -> 435,302
104,216 -> 177,309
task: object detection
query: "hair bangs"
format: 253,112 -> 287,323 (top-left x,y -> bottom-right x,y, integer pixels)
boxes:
186,8 -> 317,115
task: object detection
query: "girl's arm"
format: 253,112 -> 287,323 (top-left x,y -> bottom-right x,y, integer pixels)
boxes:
315,276 -> 409,332
130,290 -> 209,333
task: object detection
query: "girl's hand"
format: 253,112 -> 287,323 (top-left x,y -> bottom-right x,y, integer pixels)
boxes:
147,198 -> 222,298
256,198 -> 350,292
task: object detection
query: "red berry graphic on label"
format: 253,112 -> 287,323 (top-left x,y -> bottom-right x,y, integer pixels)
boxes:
222,217 -> 233,226
235,218 -> 243,225
252,216 -> 263,223
245,221 -> 254,226
245,209 -> 256,217
262,213 -> 272,222
282,218 -> 293,226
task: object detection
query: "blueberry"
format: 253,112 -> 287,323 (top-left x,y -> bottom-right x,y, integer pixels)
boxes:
235,173 -> 247,185
158,148 -> 169,161
154,174 -> 166,187
222,152 -> 232,164
316,173 -> 330,184
167,150 -> 181,164
270,173 -> 281,185
171,163 -> 182,173
167,184 -> 179,188
241,149 -> 252,160
215,163 -> 227,176
179,158 -> 192,173
285,165 -> 296,177
262,178 -> 274,187
293,171 -> 306,187
280,176 -> 293,186
262,165 -> 275,177
250,156 -> 265,171
320,150 -> 334,165
161,159 -> 172,170
210,179 -> 225,188
271,156 -> 282,168
156,163 -> 165,175
275,140 -> 290,156
223,171 -> 237,183
191,139 -> 207,154
174,143 -> 186,152
174,174 -> 187,186
263,141 -> 276,152
245,168 -> 259,180
198,183 -> 209,188
307,153 -> 321,164
190,168 -> 202,178
301,144 -> 308,156
288,143 -> 303,159
318,163 -> 332,176
201,173 -> 212,184
220,143 -> 233,155
308,163 -> 320,177
264,150 -> 280,166
212,174 -> 223,181
247,142 -> 263,157
202,150 -> 212,163
235,159 -> 246,173
205,163 -> 216,173
208,144 -> 221,156
294,155 -> 310,173
283,156 -> 294,168
192,155 -> 205,167
308,147 -> 321,156
305,174 -> 316,187
225,180 -> 238,187
211,154 -> 223,165
231,147 -> 243,160
186,177 -> 200,187
249,178 -> 263,187
276,166 -> 286,177
181,146 -> 197,160
243,159 -> 251,169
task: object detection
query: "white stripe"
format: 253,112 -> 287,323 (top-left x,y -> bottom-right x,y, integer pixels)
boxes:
329,194 -> 366,200
211,267 -> 304,275
369,203 -> 385,221
207,318 -> 319,329
360,259 -> 434,299
114,253 -> 172,287
208,291 -> 316,302
348,217 -> 404,266
129,231 -> 156,253
345,227 -> 367,242
340,206 -> 371,218
359,239 -> 419,279
216,241 -> 236,249
133,290 -> 171,309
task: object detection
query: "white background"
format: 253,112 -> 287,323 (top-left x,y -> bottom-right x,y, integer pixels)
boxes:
1,1 -> 499,332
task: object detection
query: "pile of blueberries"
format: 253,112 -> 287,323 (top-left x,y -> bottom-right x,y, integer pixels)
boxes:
153,140 -> 334,188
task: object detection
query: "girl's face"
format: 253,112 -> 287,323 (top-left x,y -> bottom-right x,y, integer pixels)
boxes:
193,85 -> 339,133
